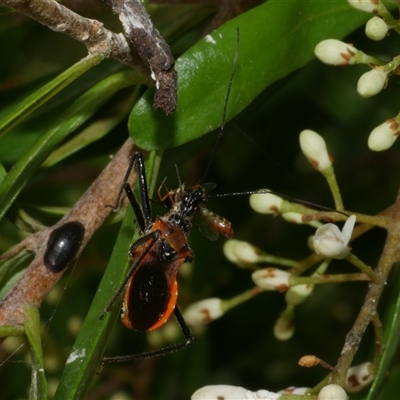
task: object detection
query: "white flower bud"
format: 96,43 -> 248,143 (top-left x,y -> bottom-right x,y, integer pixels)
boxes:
282,212 -> 304,224
285,284 -> 313,305
191,385 -> 281,400
299,130 -> 332,171
223,239 -> 260,267
223,239 -> 240,264
365,16 -> 388,40
184,298 -> 224,326
357,69 -> 387,97
347,0 -> 379,13
252,268 -> 291,291
315,39 -> 358,66
368,118 -> 400,151
233,240 -> 261,263
313,215 -> 356,259
318,384 -> 348,400
274,312 -> 295,341
250,192 -> 283,214
345,362 -> 374,393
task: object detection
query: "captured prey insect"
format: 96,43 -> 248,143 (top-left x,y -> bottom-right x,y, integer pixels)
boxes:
98,34 -> 239,371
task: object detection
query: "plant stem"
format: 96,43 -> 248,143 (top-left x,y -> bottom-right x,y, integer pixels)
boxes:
329,190 -> 400,386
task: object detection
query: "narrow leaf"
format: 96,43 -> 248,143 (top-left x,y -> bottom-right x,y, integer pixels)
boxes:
0,70 -> 141,221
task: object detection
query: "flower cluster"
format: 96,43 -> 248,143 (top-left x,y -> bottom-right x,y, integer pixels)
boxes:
315,0 -> 400,151
187,122 -> 380,398
191,384 -> 349,399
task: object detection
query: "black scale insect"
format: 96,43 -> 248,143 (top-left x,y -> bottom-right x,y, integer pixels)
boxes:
44,221 -> 85,273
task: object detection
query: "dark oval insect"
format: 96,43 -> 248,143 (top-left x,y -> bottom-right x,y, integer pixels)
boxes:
44,221 -> 85,273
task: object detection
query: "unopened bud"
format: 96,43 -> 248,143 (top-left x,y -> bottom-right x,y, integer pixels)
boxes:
365,16 -> 388,40
299,130 -> 332,172
184,298 -> 224,326
223,239 -> 261,267
234,241 -> 260,263
315,39 -> 358,66
347,0 -> 379,13
318,384 -> 348,400
274,310 -> 295,341
250,192 -> 283,214
345,362 -> 374,393
285,284 -> 313,305
282,212 -> 304,224
368,118 -> 400,151
252,268 -> 291,291
357,68 -> 387,97
299,355 -> 320,368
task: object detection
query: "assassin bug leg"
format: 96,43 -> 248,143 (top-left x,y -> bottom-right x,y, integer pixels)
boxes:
99,307 -> 193,373
109,152 -> 151,231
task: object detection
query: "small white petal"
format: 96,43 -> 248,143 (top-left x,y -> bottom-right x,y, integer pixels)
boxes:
347,0 -> 378,13
357,69 -> 387,98
315,39 -> 358,66
365,16 -> 388,40
341,215 -> 356,245
368,119 -> 400,151
252,268 -> 291,291
250,192 -> 283,214
318,384 -> 348,400
345,362 -> 374,393
184,298 -> 224,326
299,130 -> 332,171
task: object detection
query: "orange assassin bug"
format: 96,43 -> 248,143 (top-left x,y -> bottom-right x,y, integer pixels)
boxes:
98,33 -> 239,371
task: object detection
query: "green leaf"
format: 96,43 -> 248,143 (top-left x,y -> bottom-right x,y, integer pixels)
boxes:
42,89 -> 138,168
0,54 -> 104,137
0,162 -> 5,184
130,0 -> 369,150
0,70 -> 141,222
25,305 -> 47,400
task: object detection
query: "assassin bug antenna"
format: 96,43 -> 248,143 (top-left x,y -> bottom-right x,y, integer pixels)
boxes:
98,30 -> 241,372
201,28 -> 240,185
